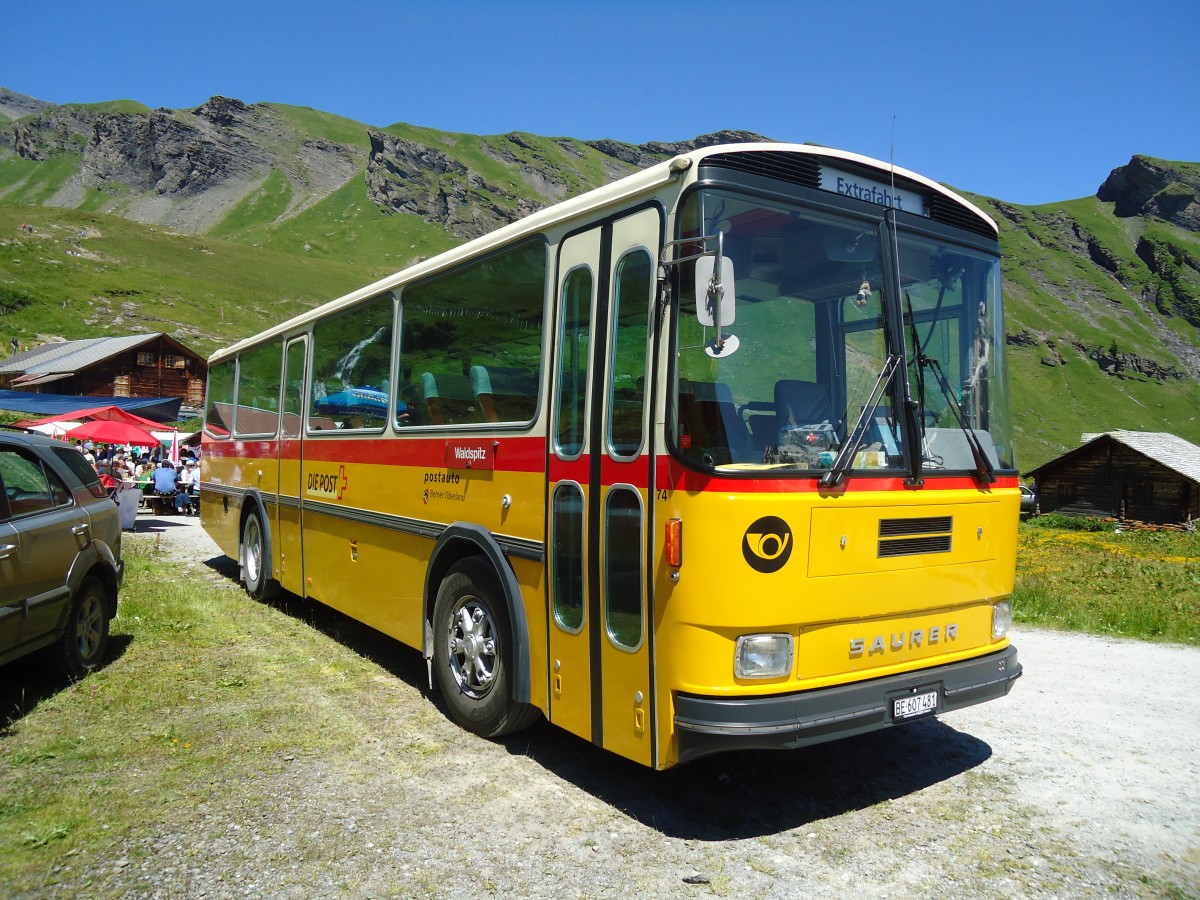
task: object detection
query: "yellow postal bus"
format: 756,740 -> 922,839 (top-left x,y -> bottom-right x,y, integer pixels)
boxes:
201,142 -> 1021,769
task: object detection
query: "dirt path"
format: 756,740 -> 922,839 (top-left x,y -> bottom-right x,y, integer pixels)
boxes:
122,516 -> 1200,897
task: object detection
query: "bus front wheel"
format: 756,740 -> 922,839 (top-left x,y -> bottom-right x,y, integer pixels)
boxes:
433,558 -> 536,737
241,509 -> 280,601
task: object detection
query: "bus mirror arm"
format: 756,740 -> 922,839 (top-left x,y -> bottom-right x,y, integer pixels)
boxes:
659,232 -> 738,325
659,232 -> 738,357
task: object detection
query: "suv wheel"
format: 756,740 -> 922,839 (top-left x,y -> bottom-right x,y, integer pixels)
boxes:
51,577 -> 110,678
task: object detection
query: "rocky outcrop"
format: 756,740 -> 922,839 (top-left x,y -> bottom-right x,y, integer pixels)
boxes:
0,87 -> 54,121
587,130 -> 770,169
1009,329 -> 1186,381
1098,155 -> 1200,231
1134,235 -> 1200,327
365,130 -> 542,240
1075,341 -> 1186,381
85,107 -> 265,196
0,95 -> 367,231
1006,330 -> 1040,348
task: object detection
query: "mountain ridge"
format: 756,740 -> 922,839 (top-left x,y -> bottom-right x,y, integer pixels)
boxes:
1,87 -> 1197,466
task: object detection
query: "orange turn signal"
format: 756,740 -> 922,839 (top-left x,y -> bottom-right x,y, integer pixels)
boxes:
665,518 -> 683,567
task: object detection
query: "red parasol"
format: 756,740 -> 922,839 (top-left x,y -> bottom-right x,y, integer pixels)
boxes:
23,405 -> 163,431
67,419 -> 160,448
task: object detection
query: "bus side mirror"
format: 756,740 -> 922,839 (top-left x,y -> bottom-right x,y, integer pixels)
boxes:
695,256 -> 736,327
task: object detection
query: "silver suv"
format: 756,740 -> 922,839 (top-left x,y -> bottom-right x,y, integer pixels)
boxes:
0,431 -> 124,677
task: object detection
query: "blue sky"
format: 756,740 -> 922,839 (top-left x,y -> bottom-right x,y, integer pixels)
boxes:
4,0 -> 1196,205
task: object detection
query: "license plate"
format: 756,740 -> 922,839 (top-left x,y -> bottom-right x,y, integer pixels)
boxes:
892,689 -> 938,720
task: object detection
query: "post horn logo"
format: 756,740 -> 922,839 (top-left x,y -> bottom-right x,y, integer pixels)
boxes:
742,516 -> 793,573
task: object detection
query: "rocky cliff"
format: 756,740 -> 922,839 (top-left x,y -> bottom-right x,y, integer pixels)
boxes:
1099,155 -> 1200,230
0,91 -> 770,241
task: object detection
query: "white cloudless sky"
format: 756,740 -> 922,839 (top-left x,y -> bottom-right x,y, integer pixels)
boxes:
4,0 -> 1196,205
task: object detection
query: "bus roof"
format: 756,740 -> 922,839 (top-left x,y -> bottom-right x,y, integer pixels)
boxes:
210,142 -> 996,363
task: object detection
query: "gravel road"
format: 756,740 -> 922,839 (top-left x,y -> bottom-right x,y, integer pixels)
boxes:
114,517 -> 1200,898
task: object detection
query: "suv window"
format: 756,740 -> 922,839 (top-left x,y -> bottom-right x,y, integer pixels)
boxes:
52,446 -> 107,498
0,448 -> 72,517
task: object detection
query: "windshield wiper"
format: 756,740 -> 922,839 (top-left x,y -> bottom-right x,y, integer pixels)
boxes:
901,291 -> 927,487
819,354 -> 902,489
920,355 -> 995,484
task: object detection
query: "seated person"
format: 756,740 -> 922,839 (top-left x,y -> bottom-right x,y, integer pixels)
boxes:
175,459 -> 199,514
152,460 -> 179,495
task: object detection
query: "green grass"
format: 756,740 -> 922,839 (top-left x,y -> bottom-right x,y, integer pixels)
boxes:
1005,337 -> 1200,467
208,168 -> 295,238
227,175 -> 458,269
976,190 -> 1200,467
0,205 -> 377,357
268,103 -> 374,150
1013,520 -> 1200,643
0,153 -> 81,205
0,539 -> 431,891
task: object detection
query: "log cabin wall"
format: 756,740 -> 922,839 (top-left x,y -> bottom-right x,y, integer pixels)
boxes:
1034,437 -> 1198,525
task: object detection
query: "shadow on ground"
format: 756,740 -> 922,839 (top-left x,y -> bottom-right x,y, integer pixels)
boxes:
0,635 -> 134,731
215,575 -> 993,841
501,716 -> 991,840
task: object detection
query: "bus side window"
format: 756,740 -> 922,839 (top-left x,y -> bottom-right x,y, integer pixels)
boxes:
471,365 -> 537,423
205,359 -> 235,439
234,342 -> 282,437
422,372 -> 477,425
401,240 -> 547,429
308,292 -> 394,432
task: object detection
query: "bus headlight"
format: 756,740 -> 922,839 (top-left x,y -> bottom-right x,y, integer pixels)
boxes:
734,634 -> 793,679
992,598 -> 1013,639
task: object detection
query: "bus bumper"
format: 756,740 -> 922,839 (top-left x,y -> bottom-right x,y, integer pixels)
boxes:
674,644 -> 1021,765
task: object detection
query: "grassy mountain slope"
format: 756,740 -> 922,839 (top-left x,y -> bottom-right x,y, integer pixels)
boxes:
1,89 -> 1198,468
967,181 -> 1200,463
0,205 -> 371,357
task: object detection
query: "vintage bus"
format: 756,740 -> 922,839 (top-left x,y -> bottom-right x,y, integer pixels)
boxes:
201,142 -> 1021,769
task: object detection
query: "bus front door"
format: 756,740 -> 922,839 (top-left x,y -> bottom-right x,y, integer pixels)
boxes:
548,206 -> 660,767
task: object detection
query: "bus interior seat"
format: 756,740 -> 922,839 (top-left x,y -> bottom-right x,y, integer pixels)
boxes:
775,379 -> 834,429
421,372 -> 477,425
739,400 -> 777,452
678,379 -> 752,464
470,365 -> 537,423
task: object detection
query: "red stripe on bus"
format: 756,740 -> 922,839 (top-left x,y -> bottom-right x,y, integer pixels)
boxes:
205,435 -> 549,472
204,437 -> 1016,494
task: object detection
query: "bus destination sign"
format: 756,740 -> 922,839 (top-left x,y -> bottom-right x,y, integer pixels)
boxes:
819,165 -> 928,216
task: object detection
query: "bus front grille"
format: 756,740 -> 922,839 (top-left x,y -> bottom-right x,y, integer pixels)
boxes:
877,516 -> 953,557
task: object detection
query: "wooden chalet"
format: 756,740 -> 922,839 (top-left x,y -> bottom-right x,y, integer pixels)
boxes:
0,334 -> 206,408
1026,431 -> 1200,526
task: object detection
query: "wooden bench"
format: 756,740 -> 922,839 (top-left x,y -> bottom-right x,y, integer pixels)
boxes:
141,491 -> 178,516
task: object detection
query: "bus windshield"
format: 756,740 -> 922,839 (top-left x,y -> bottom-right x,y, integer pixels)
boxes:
672,188 -> 1015,477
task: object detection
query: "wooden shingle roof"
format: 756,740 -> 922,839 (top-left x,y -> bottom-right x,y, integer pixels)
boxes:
0,334 -> 170,377
1030,430 -> 1200,486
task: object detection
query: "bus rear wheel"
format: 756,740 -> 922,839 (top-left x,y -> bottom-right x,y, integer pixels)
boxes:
433,558 -> 537,737
241,509 -> 280,601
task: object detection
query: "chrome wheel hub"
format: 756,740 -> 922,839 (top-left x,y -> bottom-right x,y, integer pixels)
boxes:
448,599 -> 497,698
